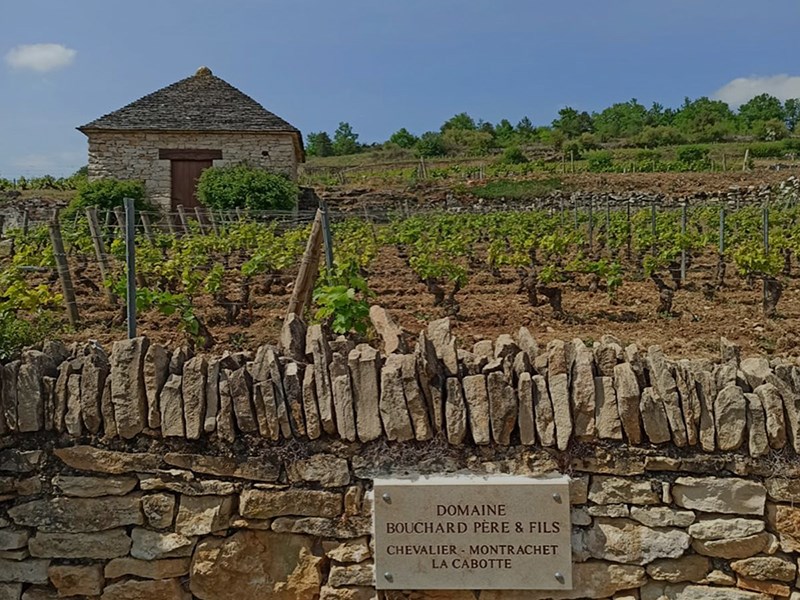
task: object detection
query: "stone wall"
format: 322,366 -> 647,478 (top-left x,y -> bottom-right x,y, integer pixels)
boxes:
86,131 -> 300,211
2,316 -> 800,599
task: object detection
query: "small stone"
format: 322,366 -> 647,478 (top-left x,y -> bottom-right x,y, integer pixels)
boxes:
595,376 -> 622,440
532,374 -> 555,447
130,528 -> 195,560
28,530 -> 131,559
646,555 -> 710,583
8,495 -> 143,533
548,344 -> 572,450
110,337 -> 150,438
369,305 -> 405,354
323,538 -> 371,563
462,374 -> 490,445
48,564 -> 104,597
331,353 -> 357,442
104,557 -> 190,580
379,361 -> 414,441
0,529 -> 28,551
0,583 -> 22,600
766,503 -> 800,552
138,471 -> 237,496
328,562 -> 374,587
589,476 -> 660,505
0,559 -> 49,584
445,377 -> 467,444
736,575 -> 791,597
587,504 -> 629,518
53,446 -> 160,474
143,343 -> 169,429
647,346 -> 686,446
672,477 -> 766,515
271,516 -> 371,539
570,340 -> 596,439
745,393 -> 768,457
287,454 -> 350,487
52,475 -> 137,498
740,357 -> 772,390
754,383 -> 787,449
688,517 -> 765,540
585,518 -> 690,565
517,373 -> 536,445
175,495 -> 233,536
240,489 -> 342,519
640,387 -> 671,444
486,371 -> 516,445
629,506 -> 695,528
730,556 -> 797,582
142,494 -> 175,529
182,356 -> 207,440
715,384 -> 747,451
348,345 -> 382,442
428,318 -> 458,377
100,578 -> 187,600
692,533 -> 771,559
279,313 -> 307,362
164,453 -> 279,482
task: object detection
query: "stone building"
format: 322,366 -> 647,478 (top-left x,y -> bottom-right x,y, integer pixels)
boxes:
78,67 -> 304,211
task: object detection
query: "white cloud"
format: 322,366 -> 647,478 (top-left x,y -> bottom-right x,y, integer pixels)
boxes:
714,75 -> 800,107
5,43 -> 76,73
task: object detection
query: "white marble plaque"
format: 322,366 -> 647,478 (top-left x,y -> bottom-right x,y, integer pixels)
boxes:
373,474 -> 572,590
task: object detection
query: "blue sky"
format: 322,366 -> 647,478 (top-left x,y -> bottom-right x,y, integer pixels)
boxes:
2,0 -> 799,177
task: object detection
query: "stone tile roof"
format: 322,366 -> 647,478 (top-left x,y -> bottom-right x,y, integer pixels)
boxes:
78,67 -> 299,134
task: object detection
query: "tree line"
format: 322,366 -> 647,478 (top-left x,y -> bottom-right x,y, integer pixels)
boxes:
305,93 -> 800,159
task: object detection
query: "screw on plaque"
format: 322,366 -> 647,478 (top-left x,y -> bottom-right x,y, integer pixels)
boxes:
384,572 -> 394,582
552,492 -> 562,503
382,493 -> 392,504
555,572 -> 565,584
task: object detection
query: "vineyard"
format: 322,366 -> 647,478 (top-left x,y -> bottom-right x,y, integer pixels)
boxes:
2,180 -> 800,360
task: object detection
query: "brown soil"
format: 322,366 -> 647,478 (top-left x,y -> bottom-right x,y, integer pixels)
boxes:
51,242 -> 800,361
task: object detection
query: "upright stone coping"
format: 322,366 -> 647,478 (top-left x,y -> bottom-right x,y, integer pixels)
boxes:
1,325 -> 800,457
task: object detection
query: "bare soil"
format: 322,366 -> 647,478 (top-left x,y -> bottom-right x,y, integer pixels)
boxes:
54,242 -> 800,361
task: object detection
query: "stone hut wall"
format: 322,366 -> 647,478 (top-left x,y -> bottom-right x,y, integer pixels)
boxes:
2,318 -> 800,599
85,131 -> 299,211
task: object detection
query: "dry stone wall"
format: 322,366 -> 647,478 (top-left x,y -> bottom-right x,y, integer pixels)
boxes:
86,131 -> 300,211
2,316 -> 800,599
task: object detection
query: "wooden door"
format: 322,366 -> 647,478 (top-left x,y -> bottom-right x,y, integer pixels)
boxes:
170,159 -> 212,211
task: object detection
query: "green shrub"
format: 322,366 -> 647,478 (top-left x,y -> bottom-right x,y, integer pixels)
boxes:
635,126 -> 686,148
0,311 -> 61,361
499,146 -> 528,164
747,141 -> 789,158
676,145 -> 710,163
64,178 -> 149,220
586,151 -> 615,172
197,164 -> 298,211
415,132 -> 447,157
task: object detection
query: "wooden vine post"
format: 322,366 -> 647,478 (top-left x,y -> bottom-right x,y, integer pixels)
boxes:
48,210 -> 80,327
286,209 -> 324,318
85,207 -> 116,304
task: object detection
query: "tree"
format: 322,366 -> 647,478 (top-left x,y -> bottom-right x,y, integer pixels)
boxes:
388,128 -> 418,149
494,119 -> 516,146
784,99 -> 800,131
738,94 -> 785,130
441,112 -> 477,132
516,117 -> 536,141
415,131 -> 447,157
673,97 -> 736,139
592,99 -> 648,140
551,107 -> 593,138
332,122 -> 360,156
305,131 -> 333,157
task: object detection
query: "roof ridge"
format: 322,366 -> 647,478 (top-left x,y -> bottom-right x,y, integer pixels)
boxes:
78,69 -> 299,134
